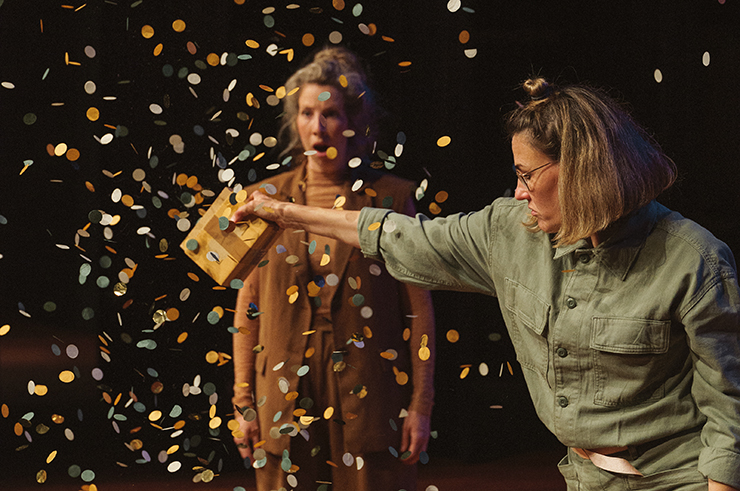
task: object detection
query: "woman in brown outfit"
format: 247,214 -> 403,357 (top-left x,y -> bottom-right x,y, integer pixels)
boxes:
231,47 -> 435,491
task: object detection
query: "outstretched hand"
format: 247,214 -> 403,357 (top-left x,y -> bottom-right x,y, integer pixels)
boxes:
232,191 -> 285,226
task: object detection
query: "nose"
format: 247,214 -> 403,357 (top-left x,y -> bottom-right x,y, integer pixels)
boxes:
514,179 -> 530,201
311,114 -> 327,134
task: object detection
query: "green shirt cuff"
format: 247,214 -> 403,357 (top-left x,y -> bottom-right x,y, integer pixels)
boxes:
358,207 -> 393,260
699,447 -> 740,488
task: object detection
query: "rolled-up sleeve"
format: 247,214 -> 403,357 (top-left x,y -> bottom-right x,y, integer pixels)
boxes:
357,204 -> 498,295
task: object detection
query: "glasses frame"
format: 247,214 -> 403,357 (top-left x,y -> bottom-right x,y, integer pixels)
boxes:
513,161 -> 557,191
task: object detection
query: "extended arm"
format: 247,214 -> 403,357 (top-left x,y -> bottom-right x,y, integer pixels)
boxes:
233,191 -> 361,248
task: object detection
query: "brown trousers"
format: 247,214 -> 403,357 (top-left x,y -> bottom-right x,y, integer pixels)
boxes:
255,321 -> 417,491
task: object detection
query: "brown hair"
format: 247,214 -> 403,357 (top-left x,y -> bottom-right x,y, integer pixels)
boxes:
279,46 -> 376,163
505,77 -> 676,246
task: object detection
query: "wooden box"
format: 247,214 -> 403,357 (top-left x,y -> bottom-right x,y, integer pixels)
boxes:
180,187 -> 281,286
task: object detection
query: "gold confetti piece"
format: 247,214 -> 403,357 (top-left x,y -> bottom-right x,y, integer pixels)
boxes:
459,30 -> 470,44
363,326 -> 373,339
437,135 -> 452,147
148,410 -> 162,422
36,470 -> 47,484
59,370 -> 75,383
172,19 -> 186,32
0,324 -> 10,336
395,371 -> 409,385
1,404 -> 9,418
323,407 -> 334,419
333,196 -> 347,208
153,43 -> 163,56
320,254 -> 331,266
46,450 -> 57,464
205,351 -> 219,364
398,61 -> 412,67
333,0 -> 345,9
435,190 -> 449,203
446,329 -> 460,343
67,148 -> 81,161
460,367 -> 470,379
302,33 -> 315,46
177,332 -> 188,343
507,361 -> 514,375
245,39 -> 259,49
429,202 -> 442,215
421,333 -> 429,347
167,444 -> 180,454
86,107 -> 99,121
141,25 -> 154,38
173,420 -> 186,430
368,222 -> 381,231
35,385 -> 48,396
279,48 -> 294,61
187,272 -> 200,281
418,346 -> 431,361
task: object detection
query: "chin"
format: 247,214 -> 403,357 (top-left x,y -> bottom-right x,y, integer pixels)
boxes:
536,220 -> 561,234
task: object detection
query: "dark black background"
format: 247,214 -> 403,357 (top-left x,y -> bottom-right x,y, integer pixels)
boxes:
1,0 -> 738,486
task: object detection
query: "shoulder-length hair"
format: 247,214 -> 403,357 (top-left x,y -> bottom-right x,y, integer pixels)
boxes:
279,46 -> 377,163
504,77 -> 677,247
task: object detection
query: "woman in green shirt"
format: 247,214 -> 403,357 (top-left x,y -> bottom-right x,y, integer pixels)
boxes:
233,78 -> 740,491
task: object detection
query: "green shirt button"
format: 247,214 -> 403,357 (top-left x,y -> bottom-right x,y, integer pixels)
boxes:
558,396 -> 569,408
566,297 -> 577,309
557,347 -> 568,358
579,254 -> 591,264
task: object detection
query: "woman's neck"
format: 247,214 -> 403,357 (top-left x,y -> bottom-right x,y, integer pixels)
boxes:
306,159 -> 348,183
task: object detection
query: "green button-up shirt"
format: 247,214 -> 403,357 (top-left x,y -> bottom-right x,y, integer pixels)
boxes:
358,197 -> 740,486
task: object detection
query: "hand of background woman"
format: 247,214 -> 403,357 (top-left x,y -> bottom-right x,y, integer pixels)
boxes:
400,410 -> 431,465
233,411 -> 261,462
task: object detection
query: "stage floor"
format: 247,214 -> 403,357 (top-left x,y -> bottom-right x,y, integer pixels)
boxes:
4,450 -> 566,491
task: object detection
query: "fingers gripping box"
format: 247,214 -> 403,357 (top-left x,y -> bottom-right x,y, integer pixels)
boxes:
180,187 -> 280,286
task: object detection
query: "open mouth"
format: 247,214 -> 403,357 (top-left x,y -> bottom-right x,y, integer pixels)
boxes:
313,144 -> 328,152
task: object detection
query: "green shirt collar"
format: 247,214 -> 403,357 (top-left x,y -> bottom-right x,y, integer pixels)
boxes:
553,201 -> 660,281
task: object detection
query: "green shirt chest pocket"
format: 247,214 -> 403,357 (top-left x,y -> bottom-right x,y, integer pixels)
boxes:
590,317 -> 671,407
504,278 -> 551,380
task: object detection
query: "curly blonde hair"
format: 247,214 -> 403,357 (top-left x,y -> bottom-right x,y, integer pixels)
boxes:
505,77 -> 676,246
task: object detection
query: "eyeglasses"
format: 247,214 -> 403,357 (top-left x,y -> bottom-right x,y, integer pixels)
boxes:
513,161 -> 557,191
